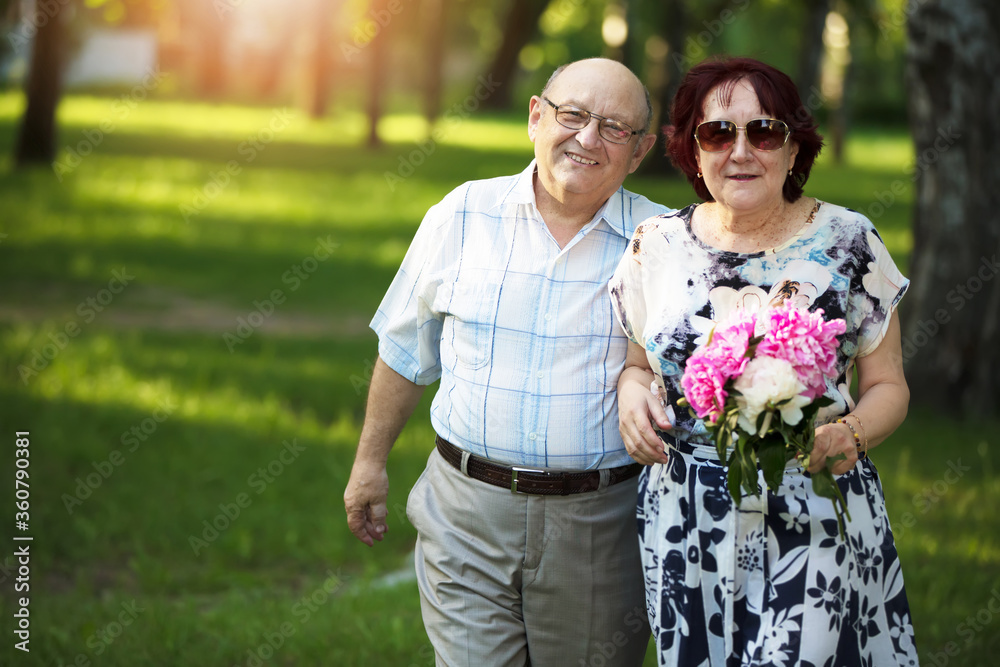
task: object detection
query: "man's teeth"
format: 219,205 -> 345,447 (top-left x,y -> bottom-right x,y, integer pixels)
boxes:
568,153 -> 597,165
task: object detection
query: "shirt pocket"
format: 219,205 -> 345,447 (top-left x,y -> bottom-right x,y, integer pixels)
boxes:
441,280 -> 502,370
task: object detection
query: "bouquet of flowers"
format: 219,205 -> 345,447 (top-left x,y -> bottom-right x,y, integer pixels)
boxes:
677,302 -> 851,537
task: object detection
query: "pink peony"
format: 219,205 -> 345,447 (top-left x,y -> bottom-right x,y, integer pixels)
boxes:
703,309 -> 757,379
681,354 -> 729,422
756,303 -> 846,399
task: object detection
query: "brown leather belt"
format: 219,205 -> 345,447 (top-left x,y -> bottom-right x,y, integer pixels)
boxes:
435,435 -> 642,496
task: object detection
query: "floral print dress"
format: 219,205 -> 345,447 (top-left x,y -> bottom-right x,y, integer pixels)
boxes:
609,201 -> 919,666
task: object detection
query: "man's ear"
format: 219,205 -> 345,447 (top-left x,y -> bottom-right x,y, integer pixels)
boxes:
528,96 -> 543,143
628,132 -> 659,174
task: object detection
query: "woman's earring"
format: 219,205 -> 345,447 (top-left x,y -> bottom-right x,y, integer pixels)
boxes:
697,171 -> 703,178
788,168 -> 793,175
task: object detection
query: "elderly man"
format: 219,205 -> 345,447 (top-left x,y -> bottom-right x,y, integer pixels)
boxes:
344,58 -> 671,666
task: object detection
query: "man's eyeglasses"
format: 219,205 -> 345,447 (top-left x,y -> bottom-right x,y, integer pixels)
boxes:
694,119 -> 790,153
543,98 -> 642,144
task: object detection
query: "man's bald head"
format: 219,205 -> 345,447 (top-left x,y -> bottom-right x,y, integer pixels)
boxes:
540,58 -> 652,133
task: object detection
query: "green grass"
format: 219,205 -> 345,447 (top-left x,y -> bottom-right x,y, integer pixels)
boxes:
0,91 -> 997,665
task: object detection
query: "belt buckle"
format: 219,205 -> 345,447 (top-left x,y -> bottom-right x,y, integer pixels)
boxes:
510,466 -> 547,493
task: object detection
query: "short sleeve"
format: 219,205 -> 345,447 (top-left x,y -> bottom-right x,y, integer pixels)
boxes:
608,219 -> 656,347
370,196 -> 459,385
854,225 -> 909,357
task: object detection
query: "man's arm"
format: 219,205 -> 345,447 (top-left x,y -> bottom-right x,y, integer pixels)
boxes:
344,356 -> 426,546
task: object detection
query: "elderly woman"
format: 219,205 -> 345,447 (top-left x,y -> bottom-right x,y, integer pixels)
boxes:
610,57 -> 919,666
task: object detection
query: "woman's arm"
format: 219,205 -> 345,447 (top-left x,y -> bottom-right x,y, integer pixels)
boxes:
618,341 -> 672,465
809,311 -> 909,474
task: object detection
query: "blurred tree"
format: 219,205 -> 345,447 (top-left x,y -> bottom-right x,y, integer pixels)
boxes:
304,0 -> 337,118
816,1 -> 881,164
192,1 -> 229,96
366,0 -> 390,147
640,0 -> 688,177
903,0 -> 1000,416
13,0 -> 69,166
795,0 -> 830,106
479,0 -> 552,110
423,0 -> 446,125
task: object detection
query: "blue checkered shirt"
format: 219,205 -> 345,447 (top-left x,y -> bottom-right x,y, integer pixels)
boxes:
372,162 -> 671,470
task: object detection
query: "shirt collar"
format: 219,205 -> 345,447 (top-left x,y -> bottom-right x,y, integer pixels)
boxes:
503,160 -> 633,239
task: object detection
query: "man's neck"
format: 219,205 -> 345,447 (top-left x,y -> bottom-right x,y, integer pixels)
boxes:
533,173 -> 610,248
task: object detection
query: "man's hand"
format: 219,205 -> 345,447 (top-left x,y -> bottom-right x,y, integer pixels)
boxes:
618,370 -> 671,466
344,458 -> 390,546
345,356 -> 425,546
618,343 -> 671,466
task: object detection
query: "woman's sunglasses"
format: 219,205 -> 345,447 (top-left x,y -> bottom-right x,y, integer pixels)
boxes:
694,119 -> 790,152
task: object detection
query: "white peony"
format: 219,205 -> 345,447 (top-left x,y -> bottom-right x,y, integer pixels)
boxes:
733,356 -> 811,435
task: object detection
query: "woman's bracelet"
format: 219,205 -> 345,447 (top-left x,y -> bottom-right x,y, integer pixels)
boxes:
846,413 -> 869,459
836,416 -> 866,460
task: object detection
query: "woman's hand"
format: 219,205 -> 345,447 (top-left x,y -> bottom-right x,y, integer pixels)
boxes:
619,342 -> 671,465
809,421 -> 859,475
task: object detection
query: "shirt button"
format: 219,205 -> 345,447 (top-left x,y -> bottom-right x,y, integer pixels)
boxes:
529,433 -> 537,441
544,313 -> 552,322
537,371 -> 544,379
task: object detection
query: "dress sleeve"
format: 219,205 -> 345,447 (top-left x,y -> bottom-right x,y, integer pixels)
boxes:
608,218 -> 655,348
854,223 -> 909,357
370,193 -> 460,385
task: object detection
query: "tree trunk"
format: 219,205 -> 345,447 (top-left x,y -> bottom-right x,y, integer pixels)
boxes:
478,0 -> 551,111
366,0 -> 390,147
423,0 -> 446,126
903,0 -> 1000,416
640,0 -> 688,176
199,31 -> 226,97
14,1 -> 67,167
306,0 -> 335,118
796,0 -> 830,107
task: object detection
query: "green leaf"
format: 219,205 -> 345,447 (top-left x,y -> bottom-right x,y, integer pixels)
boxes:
810,467 -> 853,540
739,447 -> 759,498
727,456 -> 744,505
715,422 -> 731,462
758,437 -> 788,491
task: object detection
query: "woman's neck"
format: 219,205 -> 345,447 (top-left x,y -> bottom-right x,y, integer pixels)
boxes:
694,197 -> 814,254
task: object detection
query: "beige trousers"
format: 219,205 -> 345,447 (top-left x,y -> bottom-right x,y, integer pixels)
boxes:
406,447 -> 649,667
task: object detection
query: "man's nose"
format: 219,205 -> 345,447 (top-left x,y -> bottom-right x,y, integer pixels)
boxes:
576,118 -> 603,149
